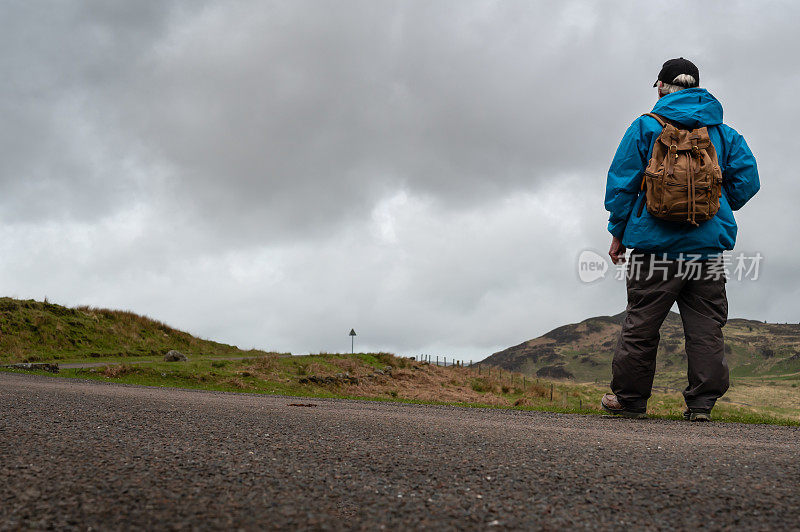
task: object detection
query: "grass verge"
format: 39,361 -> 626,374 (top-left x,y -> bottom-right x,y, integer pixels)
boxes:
2,352 -> 797,427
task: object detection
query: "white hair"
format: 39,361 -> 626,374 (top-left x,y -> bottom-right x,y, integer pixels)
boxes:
658,74 -> 697,95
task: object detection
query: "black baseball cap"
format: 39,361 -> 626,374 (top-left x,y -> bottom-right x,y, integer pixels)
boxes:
653,57 -> 700,87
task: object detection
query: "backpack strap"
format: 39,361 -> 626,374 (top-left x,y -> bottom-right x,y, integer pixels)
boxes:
643,112 -> 681,176
642,112 -> 667,127
638,113 -> 669,194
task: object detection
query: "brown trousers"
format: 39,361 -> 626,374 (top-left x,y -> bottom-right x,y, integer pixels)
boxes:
611,252 -> 729,412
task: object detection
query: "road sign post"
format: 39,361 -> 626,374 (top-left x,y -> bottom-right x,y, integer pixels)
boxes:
349,329 -> 357,354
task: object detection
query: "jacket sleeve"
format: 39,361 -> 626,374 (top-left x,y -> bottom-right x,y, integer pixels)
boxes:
721,125 -> 759,211
604,118 -> 651,238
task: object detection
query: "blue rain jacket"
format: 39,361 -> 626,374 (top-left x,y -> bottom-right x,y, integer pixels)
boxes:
604,88 -> 759,257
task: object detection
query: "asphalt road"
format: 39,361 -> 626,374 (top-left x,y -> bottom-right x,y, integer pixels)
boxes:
1,373 -> 798,530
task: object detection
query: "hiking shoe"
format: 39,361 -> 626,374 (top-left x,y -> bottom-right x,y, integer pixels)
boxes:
601,394 -> 647,419
683,409 -> 712,422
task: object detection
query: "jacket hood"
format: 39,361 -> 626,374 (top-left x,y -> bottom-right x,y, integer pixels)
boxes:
651,88 -> 723,128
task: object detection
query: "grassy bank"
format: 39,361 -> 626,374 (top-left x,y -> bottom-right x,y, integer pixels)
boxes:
3,352 -> 797,426
0,297 -> 277,363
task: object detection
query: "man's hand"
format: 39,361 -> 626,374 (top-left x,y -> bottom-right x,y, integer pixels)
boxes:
609,236 -> 626,265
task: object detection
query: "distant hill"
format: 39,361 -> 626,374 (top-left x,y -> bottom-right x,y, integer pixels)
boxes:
0,297 -> 274,363
483,311 -> 800,381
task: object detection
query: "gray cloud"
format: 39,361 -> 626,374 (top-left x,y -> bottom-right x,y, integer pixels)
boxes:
1,1 -> 798,359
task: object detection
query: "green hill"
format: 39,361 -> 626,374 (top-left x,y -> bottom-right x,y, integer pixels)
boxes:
484,311 -> 800,382
0,297 -> 273,363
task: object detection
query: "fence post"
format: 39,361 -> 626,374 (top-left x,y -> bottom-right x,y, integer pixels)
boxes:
549,383 -> 554,402
436,355 -> 439,366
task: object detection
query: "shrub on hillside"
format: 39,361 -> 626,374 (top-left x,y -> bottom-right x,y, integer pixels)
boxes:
471,378 -> 491,393
100,364 -> 137,378
374,352 -> 402,368
331,357 -> 360,373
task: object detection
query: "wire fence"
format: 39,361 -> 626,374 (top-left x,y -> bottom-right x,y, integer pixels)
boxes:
413,354 -> 471,368
415,355 -> 554,401
411,354 -> 573,404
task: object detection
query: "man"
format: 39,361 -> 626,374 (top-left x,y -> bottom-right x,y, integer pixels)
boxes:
602,58 -> 759,421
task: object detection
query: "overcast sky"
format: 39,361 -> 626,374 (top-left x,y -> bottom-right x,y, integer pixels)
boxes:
1,1 -> 798,360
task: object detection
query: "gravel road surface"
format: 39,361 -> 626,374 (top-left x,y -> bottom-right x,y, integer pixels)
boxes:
1,372 -> 798,530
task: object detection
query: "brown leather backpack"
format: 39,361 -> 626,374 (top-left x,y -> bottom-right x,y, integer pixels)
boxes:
638,113 -> 723,226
